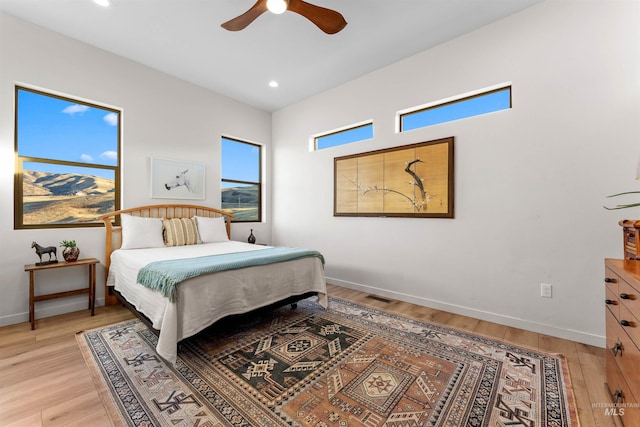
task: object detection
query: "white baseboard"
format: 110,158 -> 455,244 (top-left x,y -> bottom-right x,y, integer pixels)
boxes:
326,277 -> 605,348
0,297 -> 105,327
3,280 -> 605,349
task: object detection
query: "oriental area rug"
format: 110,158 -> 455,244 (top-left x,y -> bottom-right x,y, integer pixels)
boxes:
77,297 -> 579,427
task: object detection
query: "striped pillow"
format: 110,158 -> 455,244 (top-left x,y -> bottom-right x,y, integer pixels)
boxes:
163,218 -> 199,247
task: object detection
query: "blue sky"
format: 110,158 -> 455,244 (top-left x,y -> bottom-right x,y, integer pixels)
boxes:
316,124 -> 374,150
402,88 -> 511,131
17,88 -> 119,179
19,89 -> 259,184
314,88 -> 510,150
221,137 -> 260,184
18,86 -> 509,184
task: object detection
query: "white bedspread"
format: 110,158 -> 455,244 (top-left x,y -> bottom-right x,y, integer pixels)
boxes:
107,241 -> 327,363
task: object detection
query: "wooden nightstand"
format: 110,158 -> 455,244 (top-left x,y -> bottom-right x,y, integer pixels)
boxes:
24,258 -> 98,330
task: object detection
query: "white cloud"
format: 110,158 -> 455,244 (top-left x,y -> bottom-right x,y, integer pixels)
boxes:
80,154 -> 94,162
62,104 -> 89,115
103,112 -> 118,126
100,151 -> 118,160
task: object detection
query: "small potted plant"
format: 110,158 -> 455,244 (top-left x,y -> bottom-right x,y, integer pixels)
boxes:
60,240 -> 80,262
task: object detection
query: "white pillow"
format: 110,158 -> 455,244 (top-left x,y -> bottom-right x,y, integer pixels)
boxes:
120,214 -> 165,249
194,216 -> 229,243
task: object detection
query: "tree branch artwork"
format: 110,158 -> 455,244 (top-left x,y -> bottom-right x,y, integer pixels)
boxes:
334,137 -> 454,218
345,158 -> 437,212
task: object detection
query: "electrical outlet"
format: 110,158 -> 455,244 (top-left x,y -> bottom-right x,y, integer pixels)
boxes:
541,283 -> 552,298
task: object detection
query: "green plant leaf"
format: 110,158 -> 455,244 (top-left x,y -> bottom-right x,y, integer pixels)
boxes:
603,191 -> 640,210
604,203 -> 640,210
607,191 -> 640,198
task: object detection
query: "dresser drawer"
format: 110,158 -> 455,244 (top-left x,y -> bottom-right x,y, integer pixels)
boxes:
606,351 -> 640,426
607,307 -> 640,402
619,278 -> 640,321
618,304 -> 640,349
606,267 -> 619,291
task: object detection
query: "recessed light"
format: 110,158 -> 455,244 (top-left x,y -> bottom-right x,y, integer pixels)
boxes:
269,81 -> 279,88
94,0 -> 111,7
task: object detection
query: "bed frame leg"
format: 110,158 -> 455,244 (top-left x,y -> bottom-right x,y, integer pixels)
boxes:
291,302 -> 298,309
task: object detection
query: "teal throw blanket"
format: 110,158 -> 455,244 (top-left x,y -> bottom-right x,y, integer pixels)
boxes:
137,247 -> 325,302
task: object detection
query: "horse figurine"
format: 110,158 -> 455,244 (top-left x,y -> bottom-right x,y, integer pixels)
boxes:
31,241 -> 58,264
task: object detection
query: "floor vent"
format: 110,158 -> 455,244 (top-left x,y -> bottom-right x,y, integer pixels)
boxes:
366,295 -> 392,303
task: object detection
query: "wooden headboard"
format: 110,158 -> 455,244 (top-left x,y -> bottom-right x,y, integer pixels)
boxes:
99,204 -> 233,305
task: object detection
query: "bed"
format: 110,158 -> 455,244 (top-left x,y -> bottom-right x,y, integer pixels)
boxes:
100,204 -> 327,364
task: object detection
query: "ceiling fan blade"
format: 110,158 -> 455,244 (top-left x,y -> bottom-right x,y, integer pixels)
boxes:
287,0 -> 347,34
221,0 -> 269,31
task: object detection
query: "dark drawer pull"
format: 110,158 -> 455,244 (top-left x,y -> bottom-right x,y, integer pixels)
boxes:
611,340 -> 623,357
620,320 -> 632,327
619,293 -> 632,300
605,299 -> 616,305
605,277 -> 617,283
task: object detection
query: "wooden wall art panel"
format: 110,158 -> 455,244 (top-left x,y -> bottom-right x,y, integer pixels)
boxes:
334,137 -> 454,218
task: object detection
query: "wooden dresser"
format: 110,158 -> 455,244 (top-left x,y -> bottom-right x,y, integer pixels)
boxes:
605,258 -> 640,425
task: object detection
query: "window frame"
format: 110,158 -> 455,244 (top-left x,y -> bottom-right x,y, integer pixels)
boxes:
221,136 -> 263,223
14,85 -> 121,229
398,85 -> 512,132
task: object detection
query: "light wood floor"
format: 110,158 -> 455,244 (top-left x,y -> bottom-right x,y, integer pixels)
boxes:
0,284 -> 615,426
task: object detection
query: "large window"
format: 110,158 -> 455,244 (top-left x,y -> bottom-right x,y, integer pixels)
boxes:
14,86 -> 120,229
221,136 -> 262,222
399,85 -> 511,132
313,121 -> 373,150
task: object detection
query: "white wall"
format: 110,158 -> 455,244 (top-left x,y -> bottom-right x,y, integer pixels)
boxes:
271,0 -> 640,347
2,1 -> 638,346
0,13 -> 272,325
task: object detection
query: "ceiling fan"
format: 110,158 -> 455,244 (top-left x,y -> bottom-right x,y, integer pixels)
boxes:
221,0 -> 348,35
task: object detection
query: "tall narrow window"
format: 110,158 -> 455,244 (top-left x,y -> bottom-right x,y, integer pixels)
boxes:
399,86 -> 511,132
221,136 -> 262,222
14,86 -> 121,228
314,122 -> 373,150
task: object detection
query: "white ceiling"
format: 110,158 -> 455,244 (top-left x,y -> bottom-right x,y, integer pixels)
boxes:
0,0 -> 541,112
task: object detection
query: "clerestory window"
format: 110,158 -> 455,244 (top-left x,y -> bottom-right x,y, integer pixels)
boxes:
399,85 -> 512,132
313,121 -> 373,150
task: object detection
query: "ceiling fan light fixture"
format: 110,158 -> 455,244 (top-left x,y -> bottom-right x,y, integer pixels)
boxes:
266,0 -> 288,15
221,0 -> 346,34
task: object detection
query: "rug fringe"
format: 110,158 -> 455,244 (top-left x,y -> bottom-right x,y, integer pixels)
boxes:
557,352 -> 581,427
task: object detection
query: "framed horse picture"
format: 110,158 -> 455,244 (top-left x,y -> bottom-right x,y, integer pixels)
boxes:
150,158 -> 206,200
